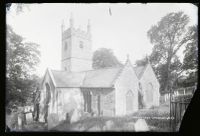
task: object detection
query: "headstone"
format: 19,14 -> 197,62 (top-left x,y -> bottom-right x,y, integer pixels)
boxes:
134,119 -> 149,132
125,122 -> 135,131
104,120 -> 114,130
47,113 -> 59,129
70,109 -> 81,123
26,112 -> 33,123
17,113 -> 24,130
80,112 -> 91,120
88,126 -> 101,131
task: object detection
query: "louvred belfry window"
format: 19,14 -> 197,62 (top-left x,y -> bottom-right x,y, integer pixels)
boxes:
64,42 -> 68,50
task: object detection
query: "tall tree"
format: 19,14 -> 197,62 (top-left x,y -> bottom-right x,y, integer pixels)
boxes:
6,25 -> 41,106
147,11 -> 192,92
180,25 -> 198,86
135,56 -> 149,67
6,3 -> 30,14
92,48 -> 122,69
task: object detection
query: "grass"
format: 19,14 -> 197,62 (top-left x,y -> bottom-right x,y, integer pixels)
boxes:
51,102 -> 171,132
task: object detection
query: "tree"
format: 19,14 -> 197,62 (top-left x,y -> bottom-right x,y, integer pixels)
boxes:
6,3 -> 30,14
92,48 -> 122,69
182,25 -> 198,72
147,11 -> 192,92
180,25 -> 198,86
135,56 -> 149,66
6,25 -> 41,106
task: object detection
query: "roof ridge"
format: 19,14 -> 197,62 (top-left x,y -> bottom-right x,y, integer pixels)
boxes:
138,63 -> 148,79
84,66 -> 123,72
109,65 -> 125,86
51,66 -> 123,74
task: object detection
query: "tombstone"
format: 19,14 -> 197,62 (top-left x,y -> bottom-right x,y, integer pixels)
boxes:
124,122 -> 135,131
134,119 -> 149,132
47,113 -> 60,129
26,112 -> 33,124
65,113 -> 71,124
103,120 -> 114,130
17,113 -> 24,130
88,125 -> 101,131
70,109 -> 81,123
80,112 -> 91,120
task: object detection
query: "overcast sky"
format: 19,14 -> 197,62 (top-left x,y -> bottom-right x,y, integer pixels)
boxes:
6,3 -> 198,77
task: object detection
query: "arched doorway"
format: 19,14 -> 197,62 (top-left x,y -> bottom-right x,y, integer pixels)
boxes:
126,90 -> 134,113
146,83 -> 153,103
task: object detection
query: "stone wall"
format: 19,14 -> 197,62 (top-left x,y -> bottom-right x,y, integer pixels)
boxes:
114,62 -> 139,116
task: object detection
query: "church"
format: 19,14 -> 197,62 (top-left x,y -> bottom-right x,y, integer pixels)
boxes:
37,15 -> 160,129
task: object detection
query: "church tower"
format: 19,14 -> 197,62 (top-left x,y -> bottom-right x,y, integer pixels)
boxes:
61,14 -> 92,72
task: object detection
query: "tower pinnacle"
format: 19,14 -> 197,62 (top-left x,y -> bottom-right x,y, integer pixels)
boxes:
61,19 -> 65,33
70,12 -> 74,28
87,19 -> 91,33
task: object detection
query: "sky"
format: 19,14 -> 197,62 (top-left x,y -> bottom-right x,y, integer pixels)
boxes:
6,3 -> 198,77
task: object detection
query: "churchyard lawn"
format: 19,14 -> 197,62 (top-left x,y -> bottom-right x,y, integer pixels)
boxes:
15,101 -> 170,132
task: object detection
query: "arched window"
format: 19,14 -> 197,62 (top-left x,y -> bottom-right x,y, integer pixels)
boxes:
126,90 -> 134,112
138,82 -> 144,109
146,83 -> 153,102
64,42 -> 68,50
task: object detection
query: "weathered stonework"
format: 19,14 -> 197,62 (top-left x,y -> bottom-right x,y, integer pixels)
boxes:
114,61 -> 139,116
38,16 -> 160,130
139,64 -> 160,108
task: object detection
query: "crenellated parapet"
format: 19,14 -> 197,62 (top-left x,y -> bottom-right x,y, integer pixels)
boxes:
62,13 -> 91,40
63,27 -> 91,40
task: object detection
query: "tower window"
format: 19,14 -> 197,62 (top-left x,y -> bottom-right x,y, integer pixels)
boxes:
79,41 -> 84,49
64,42 -> 68,50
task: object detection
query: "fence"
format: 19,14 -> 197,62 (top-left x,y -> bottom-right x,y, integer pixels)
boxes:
169,86 -> 196,131
161,86 -> 195,103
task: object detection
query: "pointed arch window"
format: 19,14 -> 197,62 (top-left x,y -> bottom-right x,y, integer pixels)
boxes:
146,82 -> 153,102
126,90 -> 134,112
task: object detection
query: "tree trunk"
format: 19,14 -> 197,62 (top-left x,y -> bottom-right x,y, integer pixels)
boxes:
164,53 -> 172,93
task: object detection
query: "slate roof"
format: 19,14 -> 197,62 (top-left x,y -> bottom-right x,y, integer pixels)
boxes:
51,70 -> 85,88
133,65 -> 147,79
82,67 -> 122,88
49,65 -> 147,88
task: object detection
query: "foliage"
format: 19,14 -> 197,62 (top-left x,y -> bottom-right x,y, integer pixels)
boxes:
92,48 -> 122,69
135,56 -> 149,66
6,25 -> 41,107
6,3 -> 30,14
146,11 -> 195,92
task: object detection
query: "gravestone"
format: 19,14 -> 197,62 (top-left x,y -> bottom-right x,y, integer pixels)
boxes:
124,122 -> 135,131
47,113 -> 59,129
103,120 -> 114,130
134,119 -> 149,132
88,126 -> 101,131
17,112 -> 25,130
70,109 -> 81,123
25,112 -> 33,124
